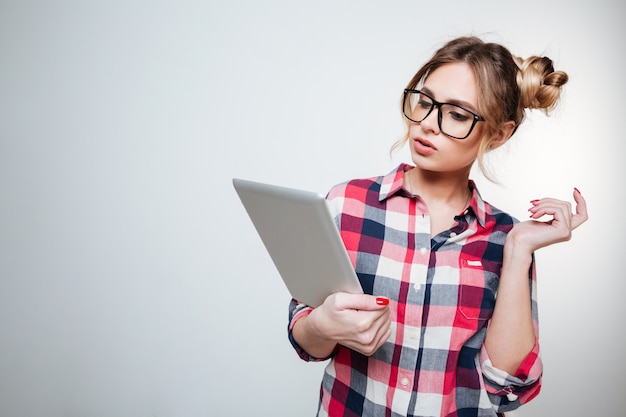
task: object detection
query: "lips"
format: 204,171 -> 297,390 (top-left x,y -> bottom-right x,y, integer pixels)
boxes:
413,138 -> 437,156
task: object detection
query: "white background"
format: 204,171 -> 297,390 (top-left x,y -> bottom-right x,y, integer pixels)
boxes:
1,1 -> 623,416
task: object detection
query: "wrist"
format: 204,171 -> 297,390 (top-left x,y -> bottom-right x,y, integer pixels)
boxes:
504,231 -> 534,267
294,309 -> 337,358
505,229 -> 534,256
306,308 -> 333,343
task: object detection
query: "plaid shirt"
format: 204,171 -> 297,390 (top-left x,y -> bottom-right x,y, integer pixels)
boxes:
288,164 -> 542,417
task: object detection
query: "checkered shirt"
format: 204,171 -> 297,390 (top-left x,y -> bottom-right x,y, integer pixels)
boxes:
288,164 -> 542,417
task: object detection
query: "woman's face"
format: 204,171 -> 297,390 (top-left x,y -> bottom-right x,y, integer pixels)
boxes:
407,62 -> 486,176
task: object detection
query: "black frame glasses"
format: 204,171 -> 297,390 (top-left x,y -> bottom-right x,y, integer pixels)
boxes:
403,89 -> 485,139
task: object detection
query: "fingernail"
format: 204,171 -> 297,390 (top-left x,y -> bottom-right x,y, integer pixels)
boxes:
530,199 -> 540,204
376,297 -> 389,306
574,187 -> 581,195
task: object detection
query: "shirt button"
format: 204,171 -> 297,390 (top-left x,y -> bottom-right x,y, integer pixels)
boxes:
419,247 -> 427,255
450,232 -> 457,237
401,377 -> 410,387
408,330 -> 418,340
413,283 -> 421,291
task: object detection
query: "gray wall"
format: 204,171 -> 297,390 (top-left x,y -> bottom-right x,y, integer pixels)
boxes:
1,1 -> 623,416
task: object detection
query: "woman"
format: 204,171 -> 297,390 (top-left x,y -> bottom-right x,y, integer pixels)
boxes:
288,36 -> 588,417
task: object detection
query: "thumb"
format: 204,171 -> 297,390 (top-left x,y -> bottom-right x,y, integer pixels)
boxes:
571,187 -> 589,230
338,293 -> 389,311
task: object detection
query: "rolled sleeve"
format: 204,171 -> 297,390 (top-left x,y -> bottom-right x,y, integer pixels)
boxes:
480,342 -> 542,410
287,298 -> 334,362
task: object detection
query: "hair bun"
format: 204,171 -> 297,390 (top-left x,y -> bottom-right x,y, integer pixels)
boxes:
514,55 -> 568,113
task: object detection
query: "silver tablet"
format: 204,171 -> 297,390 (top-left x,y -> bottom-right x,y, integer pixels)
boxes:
233,178 -> 363,307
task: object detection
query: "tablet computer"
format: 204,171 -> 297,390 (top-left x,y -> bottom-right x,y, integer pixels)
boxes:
233,178 -> 363,307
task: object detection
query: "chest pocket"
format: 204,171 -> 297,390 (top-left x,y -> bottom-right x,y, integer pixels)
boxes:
458,256 -> 499,322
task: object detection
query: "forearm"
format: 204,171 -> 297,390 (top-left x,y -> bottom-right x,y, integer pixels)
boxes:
484,237 -> 536,375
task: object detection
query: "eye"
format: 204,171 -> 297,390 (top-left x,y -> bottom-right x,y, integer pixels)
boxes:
417,99 -> 432,109
450,111 -> 471,122
416,95 -> 433,109
444,105 -> 473,122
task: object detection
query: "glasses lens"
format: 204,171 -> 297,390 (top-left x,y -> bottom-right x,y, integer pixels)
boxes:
404,91 -> 478,139
404,92 -> 433,123
439,103 -> 476,139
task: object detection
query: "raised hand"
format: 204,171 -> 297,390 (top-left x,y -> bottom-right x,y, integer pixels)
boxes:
508,188 -> 588,253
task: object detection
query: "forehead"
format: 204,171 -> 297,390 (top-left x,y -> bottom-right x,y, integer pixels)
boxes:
423,62 -> 478,105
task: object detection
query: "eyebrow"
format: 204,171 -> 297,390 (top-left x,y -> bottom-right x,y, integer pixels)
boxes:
421,86 -> 479,113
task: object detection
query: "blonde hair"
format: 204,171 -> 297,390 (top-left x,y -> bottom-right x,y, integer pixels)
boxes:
392,36 -> 568,181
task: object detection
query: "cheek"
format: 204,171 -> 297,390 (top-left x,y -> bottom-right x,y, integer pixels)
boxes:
460,130 -> 485,151
447,137 -> 483,166
469,122 -> 488,142
464,126 -> 491,153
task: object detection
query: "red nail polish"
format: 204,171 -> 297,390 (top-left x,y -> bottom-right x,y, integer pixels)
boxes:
574,187 -> 581,195
376,297 -> 389,306
530,199 -> 540,204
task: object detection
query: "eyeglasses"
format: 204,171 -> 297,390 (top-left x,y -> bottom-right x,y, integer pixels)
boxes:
402,89 -> 484,139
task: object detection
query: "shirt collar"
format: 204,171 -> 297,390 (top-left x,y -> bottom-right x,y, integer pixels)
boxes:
378,163 -> 487,228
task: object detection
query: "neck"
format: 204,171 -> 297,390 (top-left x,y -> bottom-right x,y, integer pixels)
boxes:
405,166 -> 471,205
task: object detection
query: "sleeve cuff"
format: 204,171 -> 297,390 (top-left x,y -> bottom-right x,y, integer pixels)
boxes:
288,299 -> 334,362
479,342 -> 542,404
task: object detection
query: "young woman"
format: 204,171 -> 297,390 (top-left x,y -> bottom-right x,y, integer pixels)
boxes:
288,36 -> 588,417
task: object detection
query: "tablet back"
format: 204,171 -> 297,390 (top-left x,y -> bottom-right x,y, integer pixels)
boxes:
233,178 -> 363,307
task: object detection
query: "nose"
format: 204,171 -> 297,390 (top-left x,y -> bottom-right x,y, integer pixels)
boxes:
419,105 -> 441,134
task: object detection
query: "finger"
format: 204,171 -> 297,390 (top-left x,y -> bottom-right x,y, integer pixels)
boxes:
571,188 -> 589,230
528,202 -> 571,227
356,312 -> 392,356
368,324 -> 392,355
528,204 -> 568,222
375,313 -> 392,344
334,293 -> 390,312
529,198 -> 571,214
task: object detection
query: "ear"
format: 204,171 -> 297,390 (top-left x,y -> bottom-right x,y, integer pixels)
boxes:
489,121 -> 516,150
